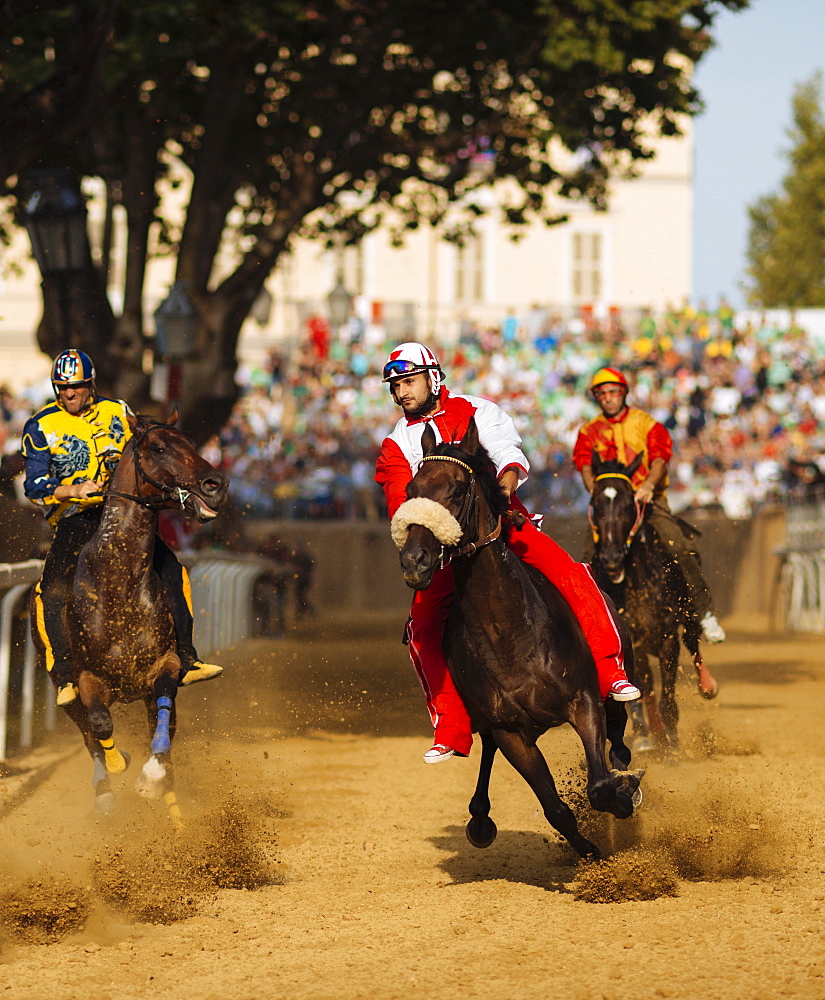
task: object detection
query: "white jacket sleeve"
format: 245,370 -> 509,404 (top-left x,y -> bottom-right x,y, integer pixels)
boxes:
466,395 -> 530,486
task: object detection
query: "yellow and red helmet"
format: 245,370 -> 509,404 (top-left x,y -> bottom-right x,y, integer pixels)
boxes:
589,367 -> 629,396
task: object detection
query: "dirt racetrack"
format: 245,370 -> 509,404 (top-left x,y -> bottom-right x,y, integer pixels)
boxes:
1,611 -> 824,1000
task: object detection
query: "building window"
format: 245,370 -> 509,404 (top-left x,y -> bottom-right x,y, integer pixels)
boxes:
343,243 -> 364,296
455,236 -> 484,304
571,231 -> 602,302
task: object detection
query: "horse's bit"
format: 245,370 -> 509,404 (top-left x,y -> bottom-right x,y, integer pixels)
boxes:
419,454 -> 503,568
588,471 -> 647,548
104,422 -> 194,510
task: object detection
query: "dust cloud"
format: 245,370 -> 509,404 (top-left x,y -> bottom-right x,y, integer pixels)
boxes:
0,790 -> 282,942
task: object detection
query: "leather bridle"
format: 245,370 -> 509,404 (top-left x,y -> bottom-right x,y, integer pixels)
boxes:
419,454 -> 503,564
104,422 -> 197,511
588,471 -> 647,549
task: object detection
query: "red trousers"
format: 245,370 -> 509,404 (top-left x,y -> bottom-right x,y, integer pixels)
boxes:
406,511 -> 626,754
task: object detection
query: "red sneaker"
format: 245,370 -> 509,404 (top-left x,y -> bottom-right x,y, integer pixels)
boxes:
608,679 -> 641,702
422,743 -> 456,764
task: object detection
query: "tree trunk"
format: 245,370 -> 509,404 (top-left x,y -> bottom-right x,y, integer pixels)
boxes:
35,265 -> 116,389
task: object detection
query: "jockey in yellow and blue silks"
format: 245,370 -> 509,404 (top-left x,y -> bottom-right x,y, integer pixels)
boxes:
23,351 -> 134,527
22,349 -> 223,706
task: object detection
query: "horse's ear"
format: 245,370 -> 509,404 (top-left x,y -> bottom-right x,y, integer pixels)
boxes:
627,451 -> 645,479
591,450 -> 603,475
459,416 -> 481,456
164,407 -> 180,427
421,422 -> 437,456
127,411 -> 139,432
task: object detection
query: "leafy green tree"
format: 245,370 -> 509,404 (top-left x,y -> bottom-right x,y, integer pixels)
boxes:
2,0 -> 748,441
746,74 -> 825,308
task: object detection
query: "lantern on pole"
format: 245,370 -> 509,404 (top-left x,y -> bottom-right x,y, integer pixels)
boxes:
20,168 -> 91,348
153,281 -> 200,405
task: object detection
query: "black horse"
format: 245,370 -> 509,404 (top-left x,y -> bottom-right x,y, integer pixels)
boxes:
393,419 -> 642,861
31,410 -> 228,822
587,452 -> 717,750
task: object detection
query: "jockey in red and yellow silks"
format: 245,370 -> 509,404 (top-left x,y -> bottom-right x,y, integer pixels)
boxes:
375,343 -> 639,765
573,366 -> 726,646
573,407 -> 673,497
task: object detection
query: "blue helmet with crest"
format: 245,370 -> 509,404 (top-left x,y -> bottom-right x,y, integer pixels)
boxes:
51,349 -> 96,399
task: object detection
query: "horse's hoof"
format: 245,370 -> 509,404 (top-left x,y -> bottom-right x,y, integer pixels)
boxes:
631,735 -> 656,753
466,816 -> 497,849
103,749 -> 131,775
134,776 -> 164,800
135,756 -> 167,800
697,679 -> 719,700
695,661 -> 719,700
631,785 -> 643,809
94,791 -> 116,815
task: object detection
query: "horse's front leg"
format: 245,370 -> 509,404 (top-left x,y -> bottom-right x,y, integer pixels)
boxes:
604,697 -> 631,772
60,696 -> 119,815
492,728 -> 602,861
683,627 -> 719,700
629,642 -> 656,752
658,633 -> 681,746
77,671 -> 130,775
136,664 -> 183,829
569,693 -> 642,822
466,730 -> 498,848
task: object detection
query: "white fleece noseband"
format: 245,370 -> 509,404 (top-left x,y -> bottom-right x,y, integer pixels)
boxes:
391,497 -> 463,550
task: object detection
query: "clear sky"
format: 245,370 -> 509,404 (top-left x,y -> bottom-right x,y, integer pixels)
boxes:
691,0 -> 825,308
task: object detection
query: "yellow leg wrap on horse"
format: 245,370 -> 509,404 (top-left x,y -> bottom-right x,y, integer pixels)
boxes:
99,738 -> 128,774
164,790 -> 184,831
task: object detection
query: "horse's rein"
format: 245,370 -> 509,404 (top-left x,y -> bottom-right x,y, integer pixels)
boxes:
103,423 -> 193,511
419,454 -> 503,561
589,471 -> 647,548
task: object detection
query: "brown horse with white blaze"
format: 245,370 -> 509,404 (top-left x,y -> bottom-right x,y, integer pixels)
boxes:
32,410 -> 228,823
394,418 -> 642,862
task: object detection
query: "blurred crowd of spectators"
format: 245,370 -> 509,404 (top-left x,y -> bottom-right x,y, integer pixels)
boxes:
202,300 -> 825,521
3,300 -> 825,523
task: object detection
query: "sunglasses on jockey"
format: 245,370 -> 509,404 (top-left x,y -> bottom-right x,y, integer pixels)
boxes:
382,359 -> 440,381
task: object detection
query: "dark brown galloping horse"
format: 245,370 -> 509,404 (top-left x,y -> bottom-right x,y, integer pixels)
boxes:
588,452 -> 717,750
394,419 -> 642,861
32,411 -> 228,823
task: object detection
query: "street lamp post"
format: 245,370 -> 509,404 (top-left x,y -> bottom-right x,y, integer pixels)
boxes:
153,281 -> 200,407
327,273 -> 353,339
20,168 -> 91,350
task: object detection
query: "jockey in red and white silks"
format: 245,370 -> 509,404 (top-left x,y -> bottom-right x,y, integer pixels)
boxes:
375,343 -> 639,762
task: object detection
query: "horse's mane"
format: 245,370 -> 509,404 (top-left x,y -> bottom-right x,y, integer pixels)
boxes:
429,440 -> 511,519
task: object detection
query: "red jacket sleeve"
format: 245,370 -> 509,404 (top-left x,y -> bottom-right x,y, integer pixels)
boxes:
374,437 -> 412,519
572,426 -> 595,472
646,421 -> 673,465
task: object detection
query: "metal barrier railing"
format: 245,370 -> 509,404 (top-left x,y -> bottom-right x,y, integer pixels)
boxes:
777,485 -> 825,633
183,552 -> 292,655
777,549 -> 825,633
0,560 -> 49,762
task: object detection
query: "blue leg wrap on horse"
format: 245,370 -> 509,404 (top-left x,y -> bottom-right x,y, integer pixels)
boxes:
151,696 -> 173,755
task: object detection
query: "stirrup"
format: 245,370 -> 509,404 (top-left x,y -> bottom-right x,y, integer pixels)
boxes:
180,661 -> 224,686
56,683 -> 78,706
